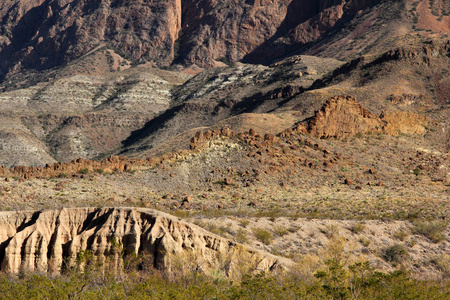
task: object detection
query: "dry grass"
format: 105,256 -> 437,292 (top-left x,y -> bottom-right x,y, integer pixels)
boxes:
413,220 -> 449,243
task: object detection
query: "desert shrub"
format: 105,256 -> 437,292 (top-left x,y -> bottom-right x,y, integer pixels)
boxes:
125,168 -> 136,174
252,228 -> 273,245
359,237 -> 371,247
216,223 -> 236,237
349,222 -> 366,234
287,225 -> 300,233
413,220 -> 448,243
314,258 -> 349,300
413,167 -> 421,176
239,219 -> 250,228
0,262 -> 449,299
324,235 -> 349,265
171,210 -> 191,219
255,208 -> 282,222
393,229 -> 409,241
382,244 -> 408,263
78,168 -> 89,174
236,228 -> 249,244
432,254 -> 450,279
274,225 -> 289,237
321,224 -> 340,239
197,221 -> 236,238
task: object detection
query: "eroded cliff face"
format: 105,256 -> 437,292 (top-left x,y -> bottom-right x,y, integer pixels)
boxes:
0,207 -> 289,275
0,0 -> 183,76
2,0 -> 449,74
0,0 -> 385,75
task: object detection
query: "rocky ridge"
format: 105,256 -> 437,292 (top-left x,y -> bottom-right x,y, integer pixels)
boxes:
0,96 -> 438,181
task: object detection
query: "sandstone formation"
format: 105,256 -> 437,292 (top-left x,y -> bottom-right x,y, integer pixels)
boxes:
302,96 -> 384,139
297,96 -> 431,139
381,111 -> 429,136
0,207 -> 290,275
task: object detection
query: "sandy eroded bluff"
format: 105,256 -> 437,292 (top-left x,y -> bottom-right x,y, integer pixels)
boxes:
0,207 -> 290,275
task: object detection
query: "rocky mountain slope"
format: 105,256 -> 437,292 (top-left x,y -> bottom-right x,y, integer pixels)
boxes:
2,0 -> 447,77
0,54 -> 189,167
0,0 -> 448,167
0,41 -> 448,166
119,40 -> 450,158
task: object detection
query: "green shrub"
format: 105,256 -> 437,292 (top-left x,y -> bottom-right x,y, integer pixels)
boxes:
359,237 -> 371,247
252,228 -> 273,245
432,254 -> 450,279
78,168 -> 89,174
0,261 -> 449,299
321,224 -> 339,239
314,258 -> 349,300
274,225 -> 289,237
239,219 -> 250,228
383,244 -> 408,263
236,228 -> 249,244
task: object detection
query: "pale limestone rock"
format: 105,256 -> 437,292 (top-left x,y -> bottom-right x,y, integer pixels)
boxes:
0,208 -> 291,276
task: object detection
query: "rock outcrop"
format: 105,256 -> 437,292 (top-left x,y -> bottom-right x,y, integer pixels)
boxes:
301,96 -> 384,139
190,127 -> 235,150
0,207 -> 290,275
0,155 -> 140,180
297,96 -> 430,139
380,110 -> 428,135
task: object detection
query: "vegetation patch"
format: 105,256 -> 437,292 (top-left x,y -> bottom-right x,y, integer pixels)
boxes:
349,222 -> 366,234
413,220 -> 448,243
252,228 -> 273,245
78,168 -> 89,174
382,243 -> 409,263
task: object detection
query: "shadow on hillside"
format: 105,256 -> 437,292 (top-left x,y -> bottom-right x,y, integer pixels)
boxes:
119,105 -> 183,151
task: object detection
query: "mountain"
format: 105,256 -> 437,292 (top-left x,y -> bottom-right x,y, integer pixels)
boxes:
2,0 -> 448,76
0,0 -> 448,167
